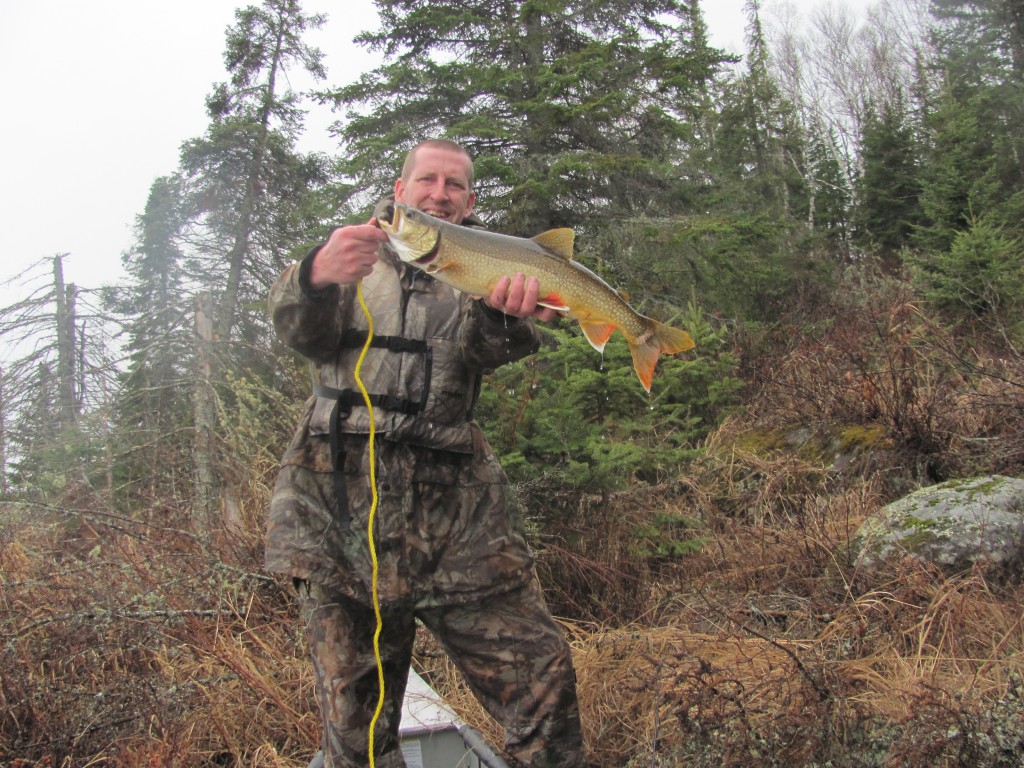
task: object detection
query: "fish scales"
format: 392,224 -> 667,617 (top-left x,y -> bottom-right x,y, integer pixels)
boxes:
439,226 -> 643,335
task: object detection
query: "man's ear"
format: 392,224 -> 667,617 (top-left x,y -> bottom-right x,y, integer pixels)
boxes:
464,190 -> 476,217
394,177 -> 406,203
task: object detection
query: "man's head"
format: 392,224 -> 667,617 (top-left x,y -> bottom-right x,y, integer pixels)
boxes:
395,139 -> 475,225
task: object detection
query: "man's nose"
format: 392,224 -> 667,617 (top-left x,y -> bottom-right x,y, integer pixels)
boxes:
428,180 -> 449,199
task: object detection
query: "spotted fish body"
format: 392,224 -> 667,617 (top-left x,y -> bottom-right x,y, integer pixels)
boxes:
379,203 -> 695,392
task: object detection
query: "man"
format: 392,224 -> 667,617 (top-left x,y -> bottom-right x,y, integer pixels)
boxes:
266,139 -> 586,768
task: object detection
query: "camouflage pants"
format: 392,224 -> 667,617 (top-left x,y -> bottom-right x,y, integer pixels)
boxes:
298,577 -> 586,768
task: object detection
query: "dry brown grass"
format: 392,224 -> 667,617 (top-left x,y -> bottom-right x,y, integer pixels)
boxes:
0,501 -> 318,767
422,278 -> 1024,766
7,464 -> 1024,766
424,564 -> 1024,767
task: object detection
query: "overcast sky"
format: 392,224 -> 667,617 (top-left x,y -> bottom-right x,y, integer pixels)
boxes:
0,0 -> 864,296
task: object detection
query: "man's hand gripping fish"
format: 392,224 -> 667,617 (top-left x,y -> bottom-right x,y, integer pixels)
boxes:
379,203 -> 695,392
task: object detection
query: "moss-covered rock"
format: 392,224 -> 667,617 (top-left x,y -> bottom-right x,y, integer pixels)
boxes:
852,475 -> 1024,583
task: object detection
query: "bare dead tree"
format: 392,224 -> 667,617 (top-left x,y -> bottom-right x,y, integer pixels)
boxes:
0,255 -> 123,496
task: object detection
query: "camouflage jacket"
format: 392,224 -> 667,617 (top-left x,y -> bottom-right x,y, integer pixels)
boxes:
265,209 -> 543,601
269,210 -> 542,455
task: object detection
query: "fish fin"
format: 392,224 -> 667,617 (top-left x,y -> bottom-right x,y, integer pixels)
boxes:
538,300 -> 571,313
652,320 -> 695,355
580,321 -> 616,352
425,261 -> 453,274
629,320 -> 696,392
532,228 -> 575,260
537,291 -> 570,313
630,342 -> 659,393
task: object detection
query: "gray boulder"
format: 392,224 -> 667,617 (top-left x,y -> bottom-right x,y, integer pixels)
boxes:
852,475 -> 1024,582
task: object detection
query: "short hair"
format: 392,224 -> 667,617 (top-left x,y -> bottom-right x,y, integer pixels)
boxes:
401,139 -> 475,189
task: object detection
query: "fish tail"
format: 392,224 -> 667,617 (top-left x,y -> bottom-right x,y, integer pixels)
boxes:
629,320 -> 695,393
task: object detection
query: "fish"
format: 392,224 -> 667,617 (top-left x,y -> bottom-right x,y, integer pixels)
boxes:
379,203 -> 695,392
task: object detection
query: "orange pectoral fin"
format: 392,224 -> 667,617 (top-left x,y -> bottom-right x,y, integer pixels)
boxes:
579,321 -> 616,353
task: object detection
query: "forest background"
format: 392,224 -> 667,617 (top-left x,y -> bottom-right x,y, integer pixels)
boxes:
3,0 -> 1024,765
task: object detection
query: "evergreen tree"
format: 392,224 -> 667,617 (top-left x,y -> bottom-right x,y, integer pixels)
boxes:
915,0 -> 1024,252
914,82 -> 1006,253
806,125 -> 853,256
324,0 -> 729,235
108,0 -> 333,513
178,0 -> 332,346
912,212 -> 1024,338
671,0 -> 821,319
713,0 -> 807,217
105,177 -> 196,505
856,98 -> 923,258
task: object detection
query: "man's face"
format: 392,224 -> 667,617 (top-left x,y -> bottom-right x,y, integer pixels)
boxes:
394,146 -> 476,225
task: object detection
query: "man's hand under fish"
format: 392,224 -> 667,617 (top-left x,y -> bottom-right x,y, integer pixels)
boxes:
484,273 -> 561,322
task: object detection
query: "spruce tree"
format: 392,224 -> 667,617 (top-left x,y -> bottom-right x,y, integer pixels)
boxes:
108,0 -> 333,514
105,178 -> 197,505
805,126 -> 853,257
916,0 -> 1024,251
178,0 -> 332,346
856,98 -> 922,258
323,0 -> 728,235
675,0 -> 817,319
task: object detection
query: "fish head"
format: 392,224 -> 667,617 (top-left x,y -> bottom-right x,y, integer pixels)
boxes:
378,203 -> 443,266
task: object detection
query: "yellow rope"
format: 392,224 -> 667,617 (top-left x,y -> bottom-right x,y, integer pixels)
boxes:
354,283 -> 385,767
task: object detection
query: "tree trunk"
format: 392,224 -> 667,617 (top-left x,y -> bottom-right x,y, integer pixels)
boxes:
53,255 -> 78,428
0,369 -> 7,495
193,292 -> 220,537
215,22 -> 287,344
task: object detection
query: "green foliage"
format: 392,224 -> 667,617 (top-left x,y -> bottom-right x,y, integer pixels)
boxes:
911,213 -> 1024,332
219,368 -> 305,477
806,128 -> 853,255
856,100 -> 923,257
914,89 -> 1004,254
8,424 -> 92,497
915,0 -> 1024,254
478,300 -> 742,500
599,212 -> 826,322
708,3 -> 807,221
629,511 -> 709,559
324,0 -> 730,234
